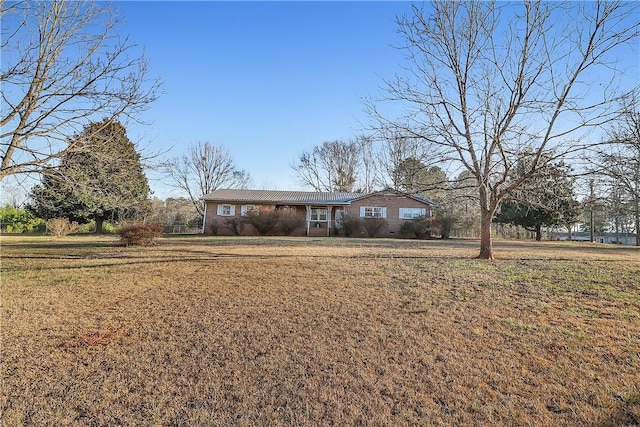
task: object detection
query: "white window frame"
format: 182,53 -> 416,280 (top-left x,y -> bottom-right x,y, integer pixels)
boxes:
241,204 -> 259,216
217,204 -> 235,216
360,206 -> 387,218
399,208 -> 427,219
310,208 -> 328,221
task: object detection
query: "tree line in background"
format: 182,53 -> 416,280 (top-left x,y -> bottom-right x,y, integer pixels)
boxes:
1,1 -> 638,255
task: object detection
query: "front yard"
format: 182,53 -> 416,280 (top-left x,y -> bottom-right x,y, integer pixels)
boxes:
1,235 -> 639,425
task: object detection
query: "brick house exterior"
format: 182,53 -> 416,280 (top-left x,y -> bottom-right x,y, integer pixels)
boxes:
202,189 -> 436,237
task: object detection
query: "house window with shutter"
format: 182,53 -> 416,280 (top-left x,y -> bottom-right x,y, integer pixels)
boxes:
217,204 -> 235,216
360,206 -> 387,218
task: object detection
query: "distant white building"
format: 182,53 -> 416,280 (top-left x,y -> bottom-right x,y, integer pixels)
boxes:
553,231 -> 637,246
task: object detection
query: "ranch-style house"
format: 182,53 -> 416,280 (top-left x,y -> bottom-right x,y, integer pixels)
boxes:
202,188 -> 436,237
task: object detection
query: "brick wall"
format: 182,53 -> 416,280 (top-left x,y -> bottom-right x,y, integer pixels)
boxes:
345,193 -> 433,237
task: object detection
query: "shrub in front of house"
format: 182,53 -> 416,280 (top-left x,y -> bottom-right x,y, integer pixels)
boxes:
278,209 -> 305,236
244,207 -> 280,235
400,217 -> 433,239
339,212 -> 363,237
47,218 -> 80,237
207,219 -> 219,235
224,217 -> 245,235
362,217 -> 388,237
118,223 -> 164,246
435,214 -> 456,239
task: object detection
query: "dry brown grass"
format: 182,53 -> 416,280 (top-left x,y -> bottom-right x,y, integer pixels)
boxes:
1,235 -> 639,426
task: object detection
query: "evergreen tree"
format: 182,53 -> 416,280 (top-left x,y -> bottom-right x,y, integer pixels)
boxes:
28,120 -> 150,233
494,155 -> 581,241
393,157 -> 447,200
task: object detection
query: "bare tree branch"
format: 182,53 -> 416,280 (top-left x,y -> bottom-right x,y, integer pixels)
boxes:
0,0 -> 161,180
291,139 -> 364,192
368,1 -> 639,258
164,142 -> 252,217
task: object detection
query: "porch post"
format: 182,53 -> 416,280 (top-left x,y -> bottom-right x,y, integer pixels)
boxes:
326,205 -> 333,236
305,205 -> 311,236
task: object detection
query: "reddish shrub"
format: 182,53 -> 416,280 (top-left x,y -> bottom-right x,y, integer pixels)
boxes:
118,223 -> 163,246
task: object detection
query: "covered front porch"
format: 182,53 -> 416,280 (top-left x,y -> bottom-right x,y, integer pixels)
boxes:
304,205 -> 344,237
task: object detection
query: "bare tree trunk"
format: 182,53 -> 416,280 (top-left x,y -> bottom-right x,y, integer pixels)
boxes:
477,184 -> 495,259
478,209 -> 494,260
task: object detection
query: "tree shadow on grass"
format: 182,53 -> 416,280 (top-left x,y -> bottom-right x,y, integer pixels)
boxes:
597,393 -> 640,427
1,250 -> 476,273
0,241 -> 119,250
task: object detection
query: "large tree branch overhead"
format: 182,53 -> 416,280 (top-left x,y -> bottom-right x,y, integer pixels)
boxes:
0,0 -> 161,180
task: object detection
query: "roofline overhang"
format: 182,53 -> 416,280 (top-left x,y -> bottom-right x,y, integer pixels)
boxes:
201,198 -> 354,205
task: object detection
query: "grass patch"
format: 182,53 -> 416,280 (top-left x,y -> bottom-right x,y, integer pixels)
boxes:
1,235 -> 639,426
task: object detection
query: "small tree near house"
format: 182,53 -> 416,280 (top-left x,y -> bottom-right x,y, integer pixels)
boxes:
278,209 -> 306,236
400,216 -> 433,239
244,207 -> 280,235
224,217 -> 244,236
362,217 -> 388,237
336,212 -> 363,237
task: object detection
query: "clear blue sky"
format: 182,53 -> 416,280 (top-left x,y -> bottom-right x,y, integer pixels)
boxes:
2,1 -> 636,205
117,1 -> 415,198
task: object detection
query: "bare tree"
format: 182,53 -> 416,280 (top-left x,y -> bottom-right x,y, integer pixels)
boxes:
376,133 -> 431,190
291,139 -> 363,192
588,92 -> 640,245
164,142 -> 251,217
369,1 -> 639,258
356,135 -> 379,193
0,0 -> 160,181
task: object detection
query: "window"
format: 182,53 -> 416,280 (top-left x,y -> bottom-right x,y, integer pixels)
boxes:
217,204 -> 235,216
359,206 -> 387,218
241,205 -> 258,216
399,208 -> 426,219
310,208 -> 327,221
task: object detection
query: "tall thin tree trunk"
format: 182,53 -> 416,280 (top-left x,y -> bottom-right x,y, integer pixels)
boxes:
477,183 -> 496,259
635,199 -> 640,246
95,216 -> 104,234
535,224 -> 542,241
478,209 -> 494,259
